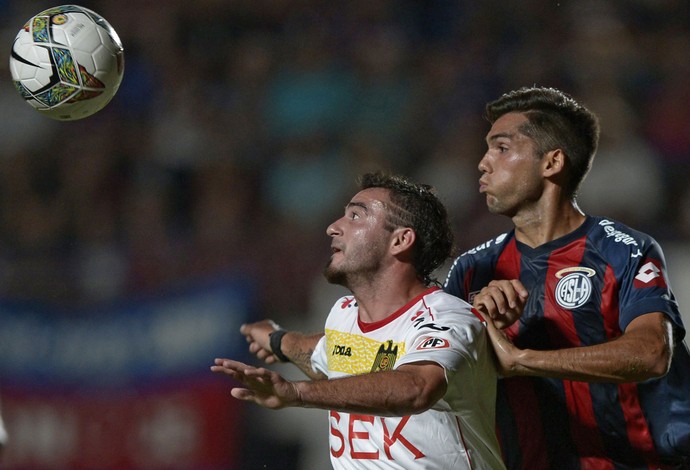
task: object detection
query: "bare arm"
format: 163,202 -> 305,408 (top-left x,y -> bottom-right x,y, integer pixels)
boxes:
278,330 -> 326,379
486,312 -> 674,382
211,359 -> 447,416
240,320 -> 326,380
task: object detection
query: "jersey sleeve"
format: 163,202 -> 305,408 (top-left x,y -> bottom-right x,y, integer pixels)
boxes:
310,334 -> 329,376
614,232 -> 684,337
443,255 -> 469,300
394,295 -> 486,374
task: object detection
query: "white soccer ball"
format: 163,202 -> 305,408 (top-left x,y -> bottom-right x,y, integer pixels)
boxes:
9,5 -> 124,121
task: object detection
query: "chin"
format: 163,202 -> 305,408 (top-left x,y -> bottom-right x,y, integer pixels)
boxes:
323,265 -> 345,286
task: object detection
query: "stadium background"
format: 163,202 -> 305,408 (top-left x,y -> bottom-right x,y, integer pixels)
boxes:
0,1 -> 689,468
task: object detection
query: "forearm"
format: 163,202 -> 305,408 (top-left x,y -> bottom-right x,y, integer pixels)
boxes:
293,367 -> 444,416
280,331 -> 326,380
509,330 -> 672,383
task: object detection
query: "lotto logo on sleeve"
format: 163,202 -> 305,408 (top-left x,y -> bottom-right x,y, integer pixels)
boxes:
634,258 -> 667,289
415,336 -> 450,350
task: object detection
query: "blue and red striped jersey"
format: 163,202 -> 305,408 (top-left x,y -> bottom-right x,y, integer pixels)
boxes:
444,215 -> 690,469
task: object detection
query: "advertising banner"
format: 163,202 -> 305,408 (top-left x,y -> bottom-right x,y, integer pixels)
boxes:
0,275 -> 256,469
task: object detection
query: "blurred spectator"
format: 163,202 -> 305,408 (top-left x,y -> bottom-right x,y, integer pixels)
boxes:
0,0 -> 688,345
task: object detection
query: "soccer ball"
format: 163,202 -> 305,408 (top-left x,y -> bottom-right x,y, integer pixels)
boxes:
9,5 -> 124,121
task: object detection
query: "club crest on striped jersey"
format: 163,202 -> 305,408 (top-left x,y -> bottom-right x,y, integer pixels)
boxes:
555,267 -> 595,309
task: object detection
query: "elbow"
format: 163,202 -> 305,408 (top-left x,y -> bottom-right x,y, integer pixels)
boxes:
387,381 -> 446,416
636,341 -> 672,381
633,316 -> 675,381
647,345 -> 672,379
406,381 -> 447,415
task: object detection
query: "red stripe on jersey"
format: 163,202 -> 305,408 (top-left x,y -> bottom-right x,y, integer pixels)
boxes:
495,238 -> 521,341
600,265 -> 622,340
470,307 -> 486,323
463,266 -> 475,302
545,237 -> 611,468
505,377 -> 549,469
562,380 -> 613,469
603,263 -> 658,464
454,415 -> 475,470
617,382 -> 658,467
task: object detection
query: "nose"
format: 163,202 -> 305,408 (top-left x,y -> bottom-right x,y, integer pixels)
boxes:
478,152 -> 490,173
326,220 -> 340,237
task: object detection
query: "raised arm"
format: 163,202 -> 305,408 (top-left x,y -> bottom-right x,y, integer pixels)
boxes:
241,319 -> 326,380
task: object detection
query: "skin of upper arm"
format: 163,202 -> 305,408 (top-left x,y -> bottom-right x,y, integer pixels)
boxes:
395,361 -> 448,410
621,311 -> 674,378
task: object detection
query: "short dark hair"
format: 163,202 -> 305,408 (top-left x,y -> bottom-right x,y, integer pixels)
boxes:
358,172 -> 454,286
485,86 -> 600,198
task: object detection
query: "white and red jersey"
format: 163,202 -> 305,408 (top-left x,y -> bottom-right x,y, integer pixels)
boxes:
311,287 -> 505,469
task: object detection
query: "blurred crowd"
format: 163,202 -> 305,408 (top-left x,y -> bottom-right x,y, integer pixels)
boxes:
0,0 -> 689,321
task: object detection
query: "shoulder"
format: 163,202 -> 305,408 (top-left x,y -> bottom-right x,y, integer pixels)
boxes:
447,232 -> 512,270
586,216 -> 662,258
444,232 -> 514,289
324,295 -> 358,324
421,289 -> 484,326
458,232 -> 513,259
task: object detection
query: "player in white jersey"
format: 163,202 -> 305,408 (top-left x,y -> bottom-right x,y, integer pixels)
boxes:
312,288 -> 502,468
212,172 -> 504,469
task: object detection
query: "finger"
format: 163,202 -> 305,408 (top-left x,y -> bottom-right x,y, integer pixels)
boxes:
210,365 -> 241,379
474,296 -> 499,319
221,359 -> 251,370
500,287 -> 521,310
485,286 -> 510,314
509,279 -> 529,299
263,355 -> 278,365
230,387 -> 255,401
242,366 -> 269,378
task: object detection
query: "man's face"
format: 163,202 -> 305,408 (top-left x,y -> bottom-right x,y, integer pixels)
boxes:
478,112 -> 545,217
324,187 -> 393,288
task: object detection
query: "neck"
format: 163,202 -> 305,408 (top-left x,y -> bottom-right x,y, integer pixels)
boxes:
512,199 -> 586,248
349,270 -> 429,323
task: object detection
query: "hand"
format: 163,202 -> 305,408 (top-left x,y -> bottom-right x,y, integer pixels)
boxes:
241,319 -> 282,364
483,316 -> 524,376
211,358 -> 301,409
473,279 -> 528,329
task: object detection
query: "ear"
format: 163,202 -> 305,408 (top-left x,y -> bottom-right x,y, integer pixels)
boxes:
543,149 -> 566,178
390,227 -> 416,256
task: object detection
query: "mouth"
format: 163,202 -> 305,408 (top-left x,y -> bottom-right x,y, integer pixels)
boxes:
478,179 -> 488,193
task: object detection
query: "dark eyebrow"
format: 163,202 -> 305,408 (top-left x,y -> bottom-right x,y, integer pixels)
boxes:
486,131 -> 516,144
346,201 -> 368,212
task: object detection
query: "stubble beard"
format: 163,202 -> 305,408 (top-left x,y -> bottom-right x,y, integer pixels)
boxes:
324,257 -> 348,287
323,251 -> 381,291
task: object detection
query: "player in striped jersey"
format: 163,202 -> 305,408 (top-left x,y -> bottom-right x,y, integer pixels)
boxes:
213,173 -> 505,469
445,86 -> 690,469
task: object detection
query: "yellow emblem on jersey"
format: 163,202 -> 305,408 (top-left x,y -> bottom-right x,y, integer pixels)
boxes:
371,340 -> 398,372
325,329 -> 405,375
